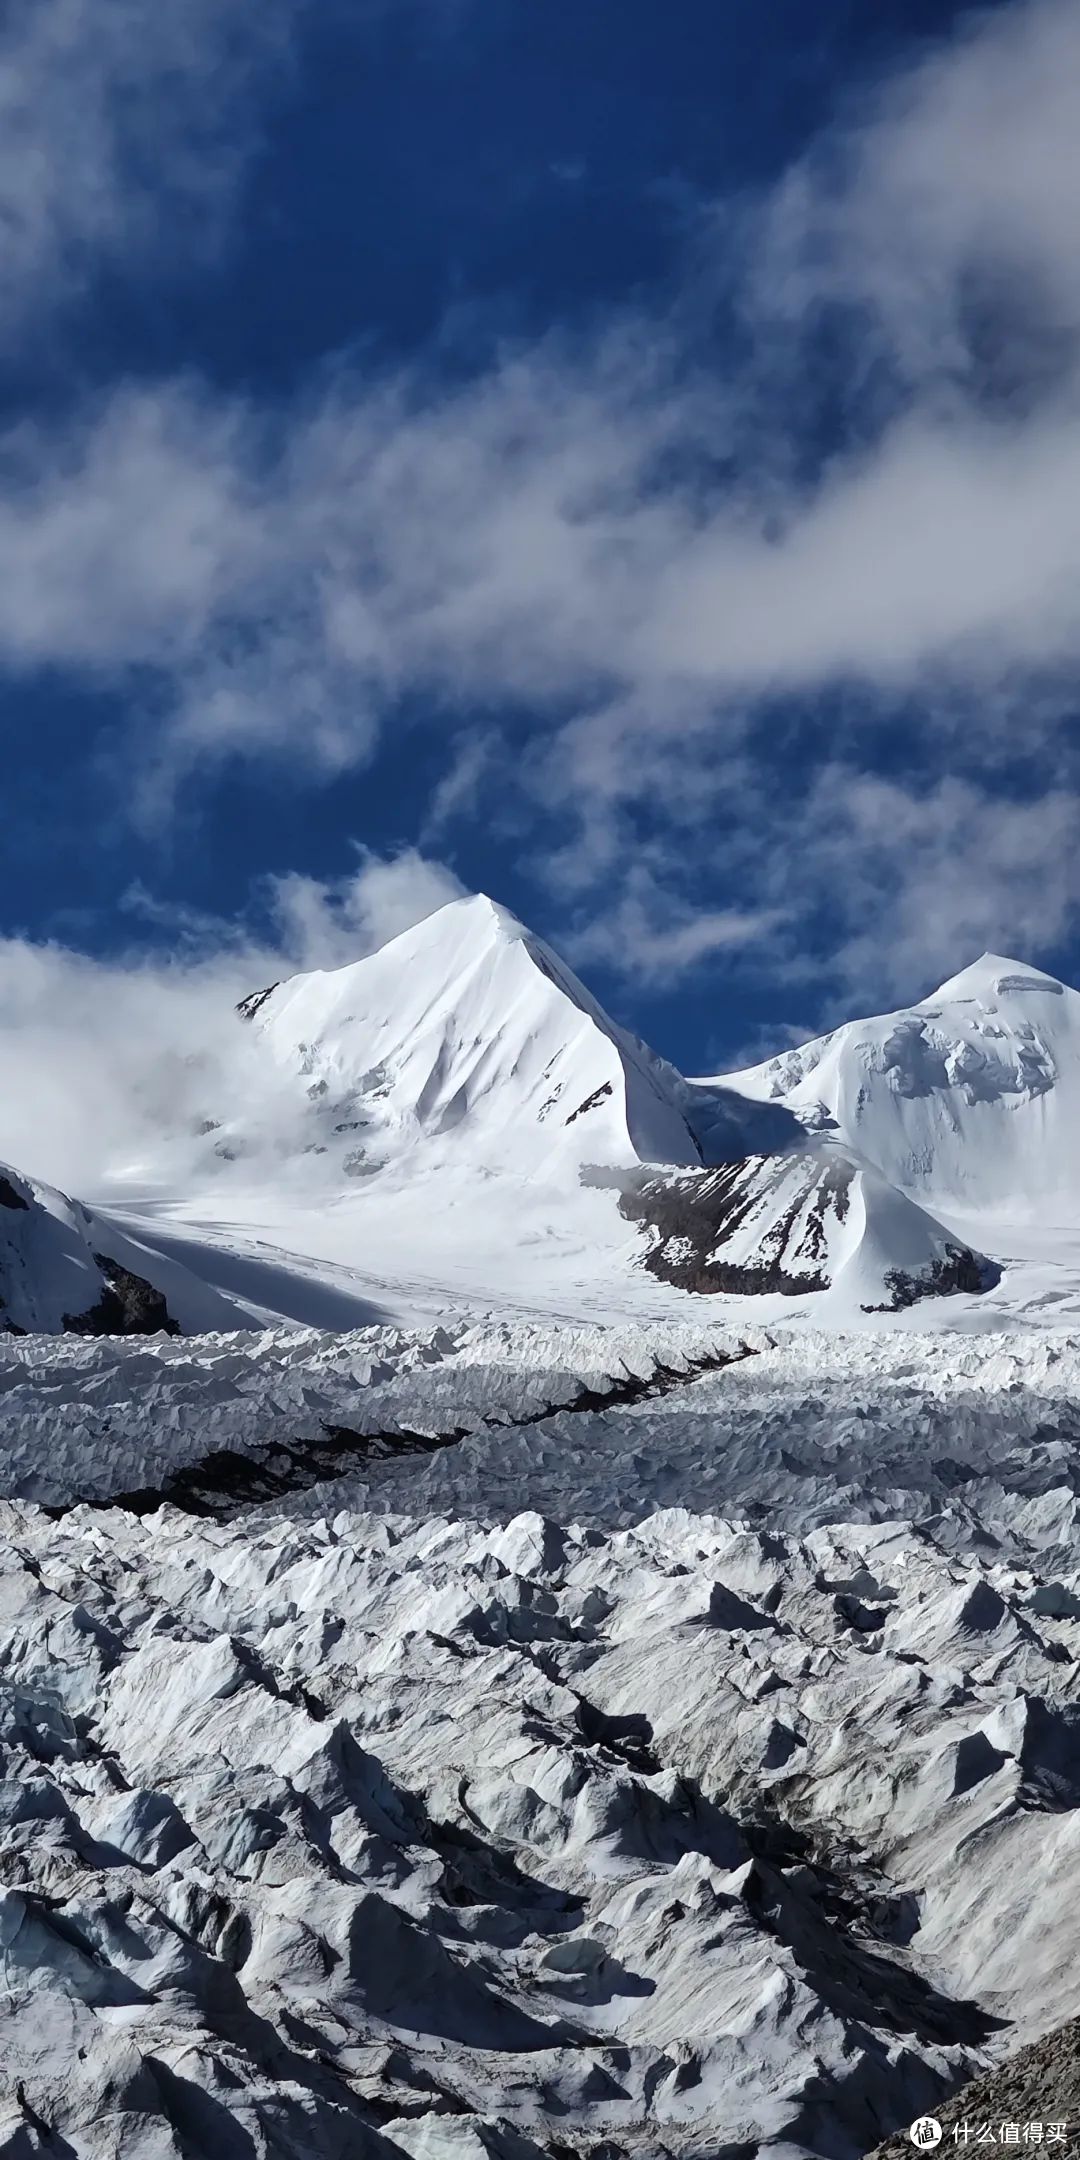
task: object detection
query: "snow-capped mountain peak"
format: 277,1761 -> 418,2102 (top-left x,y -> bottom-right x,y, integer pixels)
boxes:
922,951 -> 1065,1001
231,891 -> 705,1180
711,951 -> 1080,1224
5,906 -> 1076,1333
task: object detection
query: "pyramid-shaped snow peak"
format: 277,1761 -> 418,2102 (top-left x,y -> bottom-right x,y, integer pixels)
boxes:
212,894 -> 706,1185
708,953 -> 1080,1224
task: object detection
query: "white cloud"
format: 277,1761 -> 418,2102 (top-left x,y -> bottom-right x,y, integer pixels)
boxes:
0,931 -> 269,1195
567,864 -> 785,986
0,349 -> 694,757
0,386 -> 259,669
423,730 -> 499,837
643,409 -> 1080,691
797,770 -> 1080,1009
0,0 -> 1078,1025
0,0 -> 304,337
754,0 -> 1080,393
0,849 -> 463,1194
5,352 -> 1079,779
267,849 -> 466,970
10,0 -> 1080,783
554,767 -> 1080,1020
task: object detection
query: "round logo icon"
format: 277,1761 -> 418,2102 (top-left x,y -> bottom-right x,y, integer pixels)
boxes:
909,2122 -> 943,2150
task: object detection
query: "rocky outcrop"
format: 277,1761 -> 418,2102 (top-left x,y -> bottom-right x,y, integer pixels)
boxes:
619,1149 -> 995,1311
618,1154 -> 845,1295
866,2018 -> 1080,2157
236,981 -> 280,1021
62,1255 -> 180,1338
0,1159 -> 186,1336
862,1246 -> 996,1313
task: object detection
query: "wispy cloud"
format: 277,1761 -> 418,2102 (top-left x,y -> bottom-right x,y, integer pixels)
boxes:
796,771 -> 1080,1010
541,764 -> 1080,1013
7,1 -> 1080,752
423,729 -> 500,839
0,0 -> 308,339
566,864 -> 786,986
0,847 -> 462,1194
752,0 -> 1080,402
267,848 -> 466,969
2,0 -> 1080,1011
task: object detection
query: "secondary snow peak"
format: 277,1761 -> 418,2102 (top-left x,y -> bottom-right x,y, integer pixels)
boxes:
711,950 -> 1080,1225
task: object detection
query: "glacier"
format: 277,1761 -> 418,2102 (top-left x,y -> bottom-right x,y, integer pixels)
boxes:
3,1322 -> 1080,2156
3,904 -> 1080,2156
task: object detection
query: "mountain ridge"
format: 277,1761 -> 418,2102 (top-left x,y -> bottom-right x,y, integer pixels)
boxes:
0,901 -> 1072,1332
708,950 -> 1080,1225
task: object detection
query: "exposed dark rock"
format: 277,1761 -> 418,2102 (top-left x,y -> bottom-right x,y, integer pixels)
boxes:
861,1247 -> 998,1313
619,1156 -> 850,1296
864,2014 -> 1080,2156
236,983 -> 280,1022
0,1174 -> 29,1211
565,1081 -> 614,1125
62,1257 -> 180,1340
621,1157 -> 996,1309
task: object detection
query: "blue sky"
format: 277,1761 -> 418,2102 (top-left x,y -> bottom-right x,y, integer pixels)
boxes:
2,0 -> 1078,1077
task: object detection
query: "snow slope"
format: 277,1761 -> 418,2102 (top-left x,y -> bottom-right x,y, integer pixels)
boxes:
65,896 -> 807,1330
7,911 -> 1080,1332
0,1160 -> 266,1336
77,900 -> 1013,1332
0,1161 -> 122,1334
121,896 -> 709,1192
709,954 -> 1080,1227
234,895 -> 802,1181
